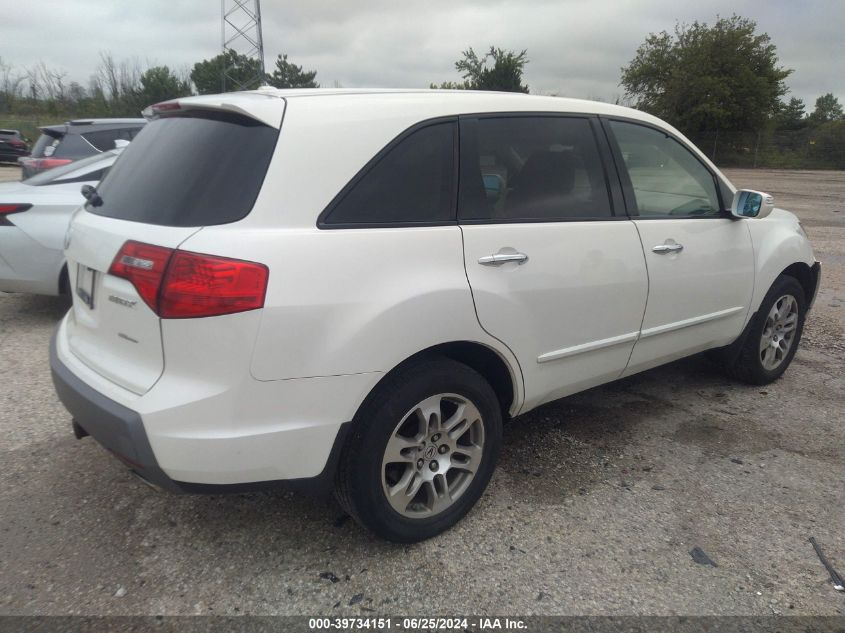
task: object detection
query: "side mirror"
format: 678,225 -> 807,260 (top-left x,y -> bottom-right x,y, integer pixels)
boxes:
731,189 -> 774,219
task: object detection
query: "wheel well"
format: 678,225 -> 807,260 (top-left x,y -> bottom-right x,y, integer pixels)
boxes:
58,264 -> 70,296
362,342 -> 518,420
780,262 -> 815,305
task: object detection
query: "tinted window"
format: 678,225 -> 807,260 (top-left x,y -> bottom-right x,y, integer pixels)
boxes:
323,122 -> 455,226
83,128 -> 136,151
31,132 -> 62,158
51,134 -> 98,159
89,112 -> 278,227
459,117 -> 612,221
609,121 -> 720,217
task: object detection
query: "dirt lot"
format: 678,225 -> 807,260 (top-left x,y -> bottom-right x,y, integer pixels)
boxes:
0,167 -> 843,616
0,165 -> 21,182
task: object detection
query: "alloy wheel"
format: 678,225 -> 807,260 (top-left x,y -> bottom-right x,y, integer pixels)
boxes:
760,294 -> 799,371
381,393 -> 485,518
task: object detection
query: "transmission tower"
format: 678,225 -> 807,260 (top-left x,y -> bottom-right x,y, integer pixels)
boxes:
221,0 -> 266,91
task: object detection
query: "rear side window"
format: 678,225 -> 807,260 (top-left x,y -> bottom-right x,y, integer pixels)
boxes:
89,112 -> 279,227
459,116 -> 612,221
321,122 -> 455,226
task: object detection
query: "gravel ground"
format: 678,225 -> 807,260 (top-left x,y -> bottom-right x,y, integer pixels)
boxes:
0,166 -> 843,616
0,165 -> 21,182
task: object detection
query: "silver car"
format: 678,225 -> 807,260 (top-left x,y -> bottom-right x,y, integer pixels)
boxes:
0,149 -> 121,295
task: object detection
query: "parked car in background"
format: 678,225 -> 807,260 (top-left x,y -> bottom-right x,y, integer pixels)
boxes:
19,119 -> 143,178
0,129 -> 30,164
0,149 -> 122,296
50,90 -> 819,542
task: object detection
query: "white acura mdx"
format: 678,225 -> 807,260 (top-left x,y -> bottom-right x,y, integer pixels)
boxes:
51,89 -> 820,541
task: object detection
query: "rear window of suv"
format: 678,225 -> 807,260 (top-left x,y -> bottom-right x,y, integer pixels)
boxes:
88,111 -> 279,227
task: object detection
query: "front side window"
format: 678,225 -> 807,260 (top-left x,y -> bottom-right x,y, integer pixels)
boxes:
609,121 -> 721,218
322,122 -> 455,226
459,116 -> 612,221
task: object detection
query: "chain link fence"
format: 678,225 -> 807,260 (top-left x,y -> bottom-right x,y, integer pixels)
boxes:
690,125 -> 845,170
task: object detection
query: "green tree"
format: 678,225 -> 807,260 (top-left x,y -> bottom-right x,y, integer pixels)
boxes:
136,66 -> 191,107
808,93 -> 844,125
266,54 -> 319,88
809,120 -> 845,168
776,97 -> 806,130
455,47 -> 529,93
190,50 -> 262,94
620,15 -> 790,137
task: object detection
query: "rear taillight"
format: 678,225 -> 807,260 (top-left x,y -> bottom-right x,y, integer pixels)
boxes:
22,157 -> 73,171
108,241 -> 173,310
108,241 -> 268,318
159,251 -> 269,318
9,139 -> 25,148
0,203 -> 32,226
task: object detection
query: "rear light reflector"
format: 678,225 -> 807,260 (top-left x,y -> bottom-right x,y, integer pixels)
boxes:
9,139 -> 26,148
108,241 -> 268,318
0,203 -> 32,226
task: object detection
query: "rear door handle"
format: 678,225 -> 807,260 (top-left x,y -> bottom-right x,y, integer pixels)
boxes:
652,243 -> 684,254
478,252 -> 529,266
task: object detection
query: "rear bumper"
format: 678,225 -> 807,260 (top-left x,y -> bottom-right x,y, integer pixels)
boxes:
50,329 -> 353,495
50,329 -> 181,492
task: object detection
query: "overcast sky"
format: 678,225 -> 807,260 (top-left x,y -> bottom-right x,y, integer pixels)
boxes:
1,0 -> 842,107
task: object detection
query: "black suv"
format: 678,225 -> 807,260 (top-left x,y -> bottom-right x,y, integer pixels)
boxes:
0,129 -> 29,164
19,118 -> 145,178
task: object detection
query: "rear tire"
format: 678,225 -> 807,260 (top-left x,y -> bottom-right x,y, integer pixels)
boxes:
724,275 -> 806,385
335,358 -> 502,542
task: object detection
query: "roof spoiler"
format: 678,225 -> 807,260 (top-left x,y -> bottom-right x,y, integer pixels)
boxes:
142,94 -> 284,129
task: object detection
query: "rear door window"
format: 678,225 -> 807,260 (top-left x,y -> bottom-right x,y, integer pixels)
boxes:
320,122 -> 456,227
459,116 -> 613,221
89,111 -> 279,227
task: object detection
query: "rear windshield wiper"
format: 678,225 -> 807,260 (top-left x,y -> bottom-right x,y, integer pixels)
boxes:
81,184 -> 103,207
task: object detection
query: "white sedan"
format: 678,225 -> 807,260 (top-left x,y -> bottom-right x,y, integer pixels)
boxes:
0,149 -> 121,296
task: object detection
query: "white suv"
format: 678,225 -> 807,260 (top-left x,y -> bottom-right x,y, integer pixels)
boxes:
51,89 -> 820,542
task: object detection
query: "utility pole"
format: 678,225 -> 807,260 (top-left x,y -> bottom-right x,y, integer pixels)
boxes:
221,0 -> 266,92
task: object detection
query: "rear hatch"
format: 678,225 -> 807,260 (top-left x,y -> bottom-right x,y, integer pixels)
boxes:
63,103 -> 281,395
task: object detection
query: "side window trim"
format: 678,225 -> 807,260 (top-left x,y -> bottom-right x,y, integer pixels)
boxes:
600,116 -> 729,219
457,113 -> 624,225
317,116 -> 459,230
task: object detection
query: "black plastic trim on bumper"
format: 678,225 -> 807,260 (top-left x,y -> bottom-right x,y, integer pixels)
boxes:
809,261 -> 821,310
50,329 -> 349,496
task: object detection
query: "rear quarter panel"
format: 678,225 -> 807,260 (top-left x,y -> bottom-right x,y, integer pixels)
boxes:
179,226 -> 521,402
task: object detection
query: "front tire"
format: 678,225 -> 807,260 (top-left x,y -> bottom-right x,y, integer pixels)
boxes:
724,275 -> 806,385
335,358 -> 502,542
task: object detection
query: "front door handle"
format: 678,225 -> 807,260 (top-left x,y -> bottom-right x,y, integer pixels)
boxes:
652,243 -> 684,254
478,252 -> 529,266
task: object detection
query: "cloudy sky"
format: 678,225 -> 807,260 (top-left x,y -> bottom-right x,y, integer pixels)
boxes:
1,0 -> 842,107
